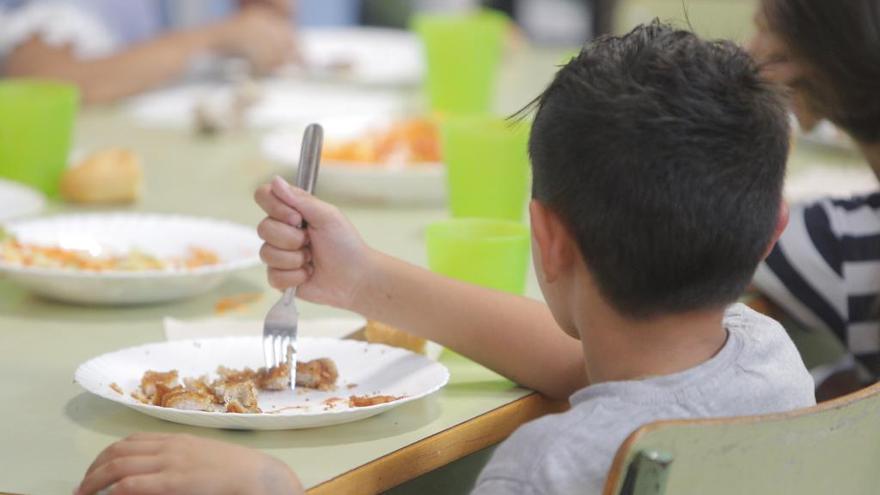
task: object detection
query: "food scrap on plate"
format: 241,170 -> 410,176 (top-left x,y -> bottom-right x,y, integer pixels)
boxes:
0,239 -> 220,272
322,118 -> 441,166
129,356 -> 339,413
214,292 -> 263,314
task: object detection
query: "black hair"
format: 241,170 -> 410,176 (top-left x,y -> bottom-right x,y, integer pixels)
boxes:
762,0 -> 880,143
526,21 -> 790,318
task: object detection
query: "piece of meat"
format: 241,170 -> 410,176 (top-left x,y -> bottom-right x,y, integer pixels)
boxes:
215,366 -> 258,384
140,370 -> 179,398
150,384 -> 184,406
296,358 -> 338,391
215,380 -> 260,413
257,360 -> 291,390
161,389 -> 220,412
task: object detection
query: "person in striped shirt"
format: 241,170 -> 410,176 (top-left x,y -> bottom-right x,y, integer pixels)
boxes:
749,0 -> 880,398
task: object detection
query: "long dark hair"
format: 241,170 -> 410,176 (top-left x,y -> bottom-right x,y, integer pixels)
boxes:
762,0 -> 880,143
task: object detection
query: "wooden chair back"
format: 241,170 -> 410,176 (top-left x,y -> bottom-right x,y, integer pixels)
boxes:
604,382 -> 880,495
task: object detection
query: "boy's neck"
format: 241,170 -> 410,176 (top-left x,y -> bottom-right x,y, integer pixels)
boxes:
575,295 -> 728,385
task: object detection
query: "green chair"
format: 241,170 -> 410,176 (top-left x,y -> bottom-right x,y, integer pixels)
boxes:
604,382 -> 880,495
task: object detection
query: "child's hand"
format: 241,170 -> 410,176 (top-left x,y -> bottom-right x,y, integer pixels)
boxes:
75,433 -> 303,495
255,177 -> 374,310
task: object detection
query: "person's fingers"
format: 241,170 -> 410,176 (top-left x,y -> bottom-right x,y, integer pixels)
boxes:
77,457 -> 165,495
267,268 -> 309,290
257,218 -> 306,250
254,184 -> 303,226
109,473 -> 174,495
85,439 -> 164,478
260,244 -> 308,270
270,176 -> 338,226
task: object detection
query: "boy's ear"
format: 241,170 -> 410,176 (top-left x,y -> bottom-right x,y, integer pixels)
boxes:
763,200 -> 790,259
530,199 -> 576,283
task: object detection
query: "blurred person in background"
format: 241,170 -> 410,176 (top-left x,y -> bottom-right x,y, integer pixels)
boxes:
0,0 -> 297,103
362,0 -> 615,44
749,0 -> 880,400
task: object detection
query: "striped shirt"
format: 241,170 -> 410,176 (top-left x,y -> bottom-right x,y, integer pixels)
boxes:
753,192 -> 880,376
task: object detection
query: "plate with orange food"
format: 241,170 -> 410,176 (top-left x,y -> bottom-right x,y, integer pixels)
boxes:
75,336 -> 450,430
261,115 -> 446,205
0,213 -> 260,305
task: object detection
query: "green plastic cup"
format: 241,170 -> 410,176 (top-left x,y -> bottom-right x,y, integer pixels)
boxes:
441,114 -> 531,221
413,10 -> 507,114
0,80 -> 79,197
426,218 -> 530,295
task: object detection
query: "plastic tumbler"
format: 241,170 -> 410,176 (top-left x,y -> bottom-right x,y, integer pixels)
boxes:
426,218 -> 530,295
413,10 -> 507,114
441,114 -> 531,221
0,80 -> 79,197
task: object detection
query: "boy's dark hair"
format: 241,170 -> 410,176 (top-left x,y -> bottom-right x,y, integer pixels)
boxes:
527,21 -> 790,318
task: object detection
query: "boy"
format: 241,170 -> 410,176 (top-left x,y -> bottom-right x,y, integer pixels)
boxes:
76,22 -> 815,495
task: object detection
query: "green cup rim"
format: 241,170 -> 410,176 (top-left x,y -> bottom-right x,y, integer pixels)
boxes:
0,79 -> 80,96
411,8 -> 509,30
426,218 -> 529,242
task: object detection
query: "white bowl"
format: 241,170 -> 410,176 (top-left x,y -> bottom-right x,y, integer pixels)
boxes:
0,179 -> 45,222
261,117 -> 446,206
0,213 -> 261,305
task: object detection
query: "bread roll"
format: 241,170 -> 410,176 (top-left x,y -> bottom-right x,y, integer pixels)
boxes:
364,320 -> 427,354
60,148 -> 142,204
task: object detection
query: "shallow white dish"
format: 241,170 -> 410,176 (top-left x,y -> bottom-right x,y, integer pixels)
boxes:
0,179 -> 45,222
128,80 -> 406,130
261,117 -> 445,206
0,213 -> 260,305
296,27 -> 424,86
75,336 -> 450,430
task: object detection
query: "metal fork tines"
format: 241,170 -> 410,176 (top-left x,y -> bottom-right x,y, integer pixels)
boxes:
262,123 -> 323,386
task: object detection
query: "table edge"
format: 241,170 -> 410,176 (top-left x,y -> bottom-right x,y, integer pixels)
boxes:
306,391 -> 568,495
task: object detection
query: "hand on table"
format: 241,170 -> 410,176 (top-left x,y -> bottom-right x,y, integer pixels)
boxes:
216,6 -> 299,74
255,177 -> 375,310
76,433 -> 303,495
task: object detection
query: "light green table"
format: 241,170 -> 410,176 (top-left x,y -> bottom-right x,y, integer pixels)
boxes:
0,36 -> 868,494
0,48 -> 570,495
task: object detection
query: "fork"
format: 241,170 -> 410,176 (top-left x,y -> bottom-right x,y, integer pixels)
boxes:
262,123 -> 323,386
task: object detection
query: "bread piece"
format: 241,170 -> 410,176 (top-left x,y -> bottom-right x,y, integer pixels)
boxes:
60,148 -> 142,204
364,320 -> 427,354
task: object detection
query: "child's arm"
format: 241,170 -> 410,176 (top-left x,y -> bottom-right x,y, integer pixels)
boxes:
256,178 -> 588,399
76,433 -> 303,495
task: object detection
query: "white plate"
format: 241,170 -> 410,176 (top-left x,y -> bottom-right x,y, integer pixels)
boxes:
261,117 -> 446,206
0,179 -> 45,222
75,336 -> 450,430
0,213 -> 260,305
296,27 -> 424,86
128,80 -> 406,130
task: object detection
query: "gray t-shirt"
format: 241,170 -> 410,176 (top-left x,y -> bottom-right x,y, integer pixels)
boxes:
472,303 -> 816,495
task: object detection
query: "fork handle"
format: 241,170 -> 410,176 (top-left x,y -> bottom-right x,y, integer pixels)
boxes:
296,123 -> 323,195
285,124 -> 322,306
